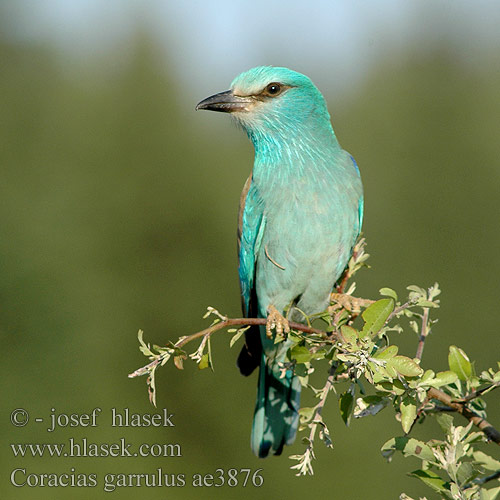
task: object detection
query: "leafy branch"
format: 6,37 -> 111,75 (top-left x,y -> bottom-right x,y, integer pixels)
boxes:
129,239 -> 500,498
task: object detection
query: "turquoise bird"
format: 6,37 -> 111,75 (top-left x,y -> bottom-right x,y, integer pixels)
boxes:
196,67 -> 363,457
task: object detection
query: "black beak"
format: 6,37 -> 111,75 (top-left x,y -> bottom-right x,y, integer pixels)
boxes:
195,90 -> 251,113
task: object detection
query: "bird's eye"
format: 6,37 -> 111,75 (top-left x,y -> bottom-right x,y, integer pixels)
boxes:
263,83 -> 282,97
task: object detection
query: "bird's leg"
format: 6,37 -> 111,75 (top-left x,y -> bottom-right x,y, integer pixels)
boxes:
330,292 -> 374,314
266,305 -> 290,339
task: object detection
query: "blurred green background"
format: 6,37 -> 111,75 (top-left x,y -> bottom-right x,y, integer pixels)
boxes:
2,2 -> 499,499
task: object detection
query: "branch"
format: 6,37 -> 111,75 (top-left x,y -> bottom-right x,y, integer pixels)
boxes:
291,364 -> 337,475
472,469 -> 500,486
427,387 -> 500,445
415,307 -> 430,361
455,381 -> 500,403
129,316 -> 336,379
308,365 -> 336,440
387,299 -> 416,323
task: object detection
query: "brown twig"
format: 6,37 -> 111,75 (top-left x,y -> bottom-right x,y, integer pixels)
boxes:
454,381 -> 500,403
387,299 -> 416,322
129,317 -> 336,379
427,387 -> 500,445
129,310 -> 500,448
415,307 -> 430,361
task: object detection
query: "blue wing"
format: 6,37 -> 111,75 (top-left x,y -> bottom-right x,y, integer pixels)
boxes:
237,175 -> 266,376
237,175 -> 265,316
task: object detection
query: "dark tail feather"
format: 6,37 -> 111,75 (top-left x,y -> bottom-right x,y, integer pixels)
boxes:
251,354 -> 301,458
237,325 -> 262,376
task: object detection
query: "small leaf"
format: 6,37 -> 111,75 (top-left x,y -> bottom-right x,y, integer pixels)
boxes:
375,380 -> 406,396
290,345 -> 313,364
435,413 -> 454,433
381,436 -> 435,462
230,329 -> 244,348
456,462 -> 477,486
339,391 -> 354,426
387,356 -> 423,377
198,353 -> 210,370
473,450 -> 500,471
299,407 -> 315,425
416,299 -> 438,308
373,345 -> 398,360
340,325 -> 358,345
379,287 -> 398,301
448,345 -> 472,381
173,356 -> 184,370
427,370 -> 458,388
360,298 -> 394,338
481,486 -> 500,500
409,469 -> 449,494
422,369 -> 435,383
400,397 -> 417,433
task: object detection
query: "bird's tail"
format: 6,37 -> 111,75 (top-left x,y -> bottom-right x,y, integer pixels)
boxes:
251,353 -> 301,458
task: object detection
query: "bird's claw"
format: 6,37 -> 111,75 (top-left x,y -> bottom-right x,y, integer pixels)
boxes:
330,292 -> 374,314
266,305 -> 290,339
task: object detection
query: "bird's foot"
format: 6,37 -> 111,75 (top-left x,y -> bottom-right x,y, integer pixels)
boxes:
266,305 -> 290,339
330,293 -> 374,314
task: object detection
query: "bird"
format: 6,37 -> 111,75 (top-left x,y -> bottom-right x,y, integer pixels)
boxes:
196,66 -> 363,458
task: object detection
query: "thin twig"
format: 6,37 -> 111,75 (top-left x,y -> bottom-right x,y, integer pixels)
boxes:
463,469 -> 500,490
129,317 -> 335,379
454,381 -> 500,403
472,469 -> 500,486
427,387 -> 500,445
309,365 -> 336,440
129,311 -> 500,448
415,307 -> 430,361
387,299 -> 415,322
297,364 -> 337,474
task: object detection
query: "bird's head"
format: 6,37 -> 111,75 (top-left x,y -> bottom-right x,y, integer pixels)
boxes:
196,66 -> 334,143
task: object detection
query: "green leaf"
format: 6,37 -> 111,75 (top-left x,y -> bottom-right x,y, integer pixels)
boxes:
400,397 -> 417,433
448,345 -> 472,381
416,299 -> 438,308
339,391 -> 354,426
428,370 -> 458,388
409,469 -> 449,494
290,345 -> 313,364
340,325 -> 358,345
360,298 -> 394,338
374,378 -> 406,396
473,450 -> 500,471
379,287 -> 398,301
481,486 -> 500,500
422,369 -> 435,383
435,413 -> 454,433
198,353 -> 210,370
381,436 -> 435,462
456,462 -> 477,486
373,344 -> 398,359
298,407 -> 315,425
387,355 -> 423,377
